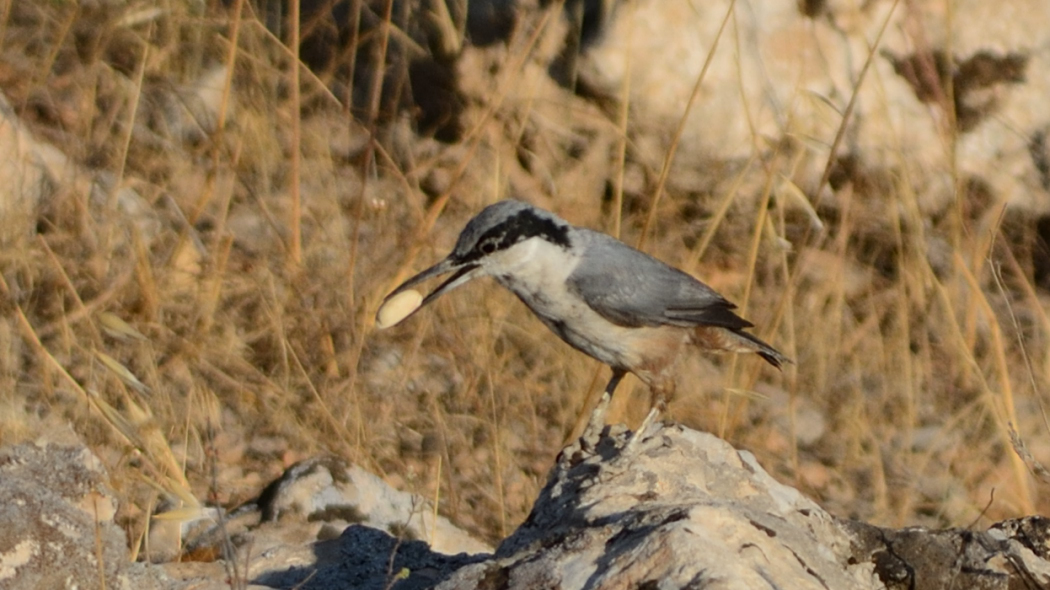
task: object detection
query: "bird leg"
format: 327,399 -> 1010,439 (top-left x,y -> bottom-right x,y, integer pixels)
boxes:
624,400 -> 664,452
582,368 -> 626,442
624,380 -> 674,453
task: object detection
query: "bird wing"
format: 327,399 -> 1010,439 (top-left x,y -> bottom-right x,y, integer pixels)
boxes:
566,230 -> 753,331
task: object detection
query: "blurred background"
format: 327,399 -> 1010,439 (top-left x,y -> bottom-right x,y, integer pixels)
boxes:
1,0 -> 1049,548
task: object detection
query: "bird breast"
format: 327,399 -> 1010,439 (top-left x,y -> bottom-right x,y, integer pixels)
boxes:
489,237 -> 689,380
489,237 -> 582,315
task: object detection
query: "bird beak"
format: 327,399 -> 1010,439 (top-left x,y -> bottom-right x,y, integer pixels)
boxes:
383,256 -> 482,314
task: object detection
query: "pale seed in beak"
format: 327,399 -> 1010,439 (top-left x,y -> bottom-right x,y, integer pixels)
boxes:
375,289 -> 424,329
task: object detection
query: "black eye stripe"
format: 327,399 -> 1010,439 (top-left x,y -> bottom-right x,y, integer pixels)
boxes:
455,207 -> 572,264
474,210 -> 571,254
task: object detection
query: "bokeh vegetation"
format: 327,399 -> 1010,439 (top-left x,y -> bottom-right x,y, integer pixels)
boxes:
0,0 -> 1047,550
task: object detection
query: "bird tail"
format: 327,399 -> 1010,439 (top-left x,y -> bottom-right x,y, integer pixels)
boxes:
693,326 -> 791,370
734,330 -> 791,369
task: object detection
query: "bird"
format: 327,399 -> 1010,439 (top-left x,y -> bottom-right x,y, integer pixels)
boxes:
380,200 -> 789,448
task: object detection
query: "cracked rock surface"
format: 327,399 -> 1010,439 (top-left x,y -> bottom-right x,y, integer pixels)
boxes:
439,424 -> 874,590
4,428 -> 1050,589
0,442 -> 169,590
165,425 -> 871,589
430,424 -> 1050,590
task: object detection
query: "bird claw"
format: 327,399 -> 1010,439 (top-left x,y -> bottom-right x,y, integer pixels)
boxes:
622,407 -> 661,454
578,425 -> 605,455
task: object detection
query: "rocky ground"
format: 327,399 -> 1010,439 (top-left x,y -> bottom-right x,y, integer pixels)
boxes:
6,427 -> 1049,589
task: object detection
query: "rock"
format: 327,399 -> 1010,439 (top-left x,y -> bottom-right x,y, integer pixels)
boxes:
223,423 -> 1049,588
439,424 -> 872,589
846,516 -> 1050,590
580,0 -> 1050,214
170,455 -> 491,587
0,88 -> 160,245
3,429 -> 1047,589
0,440 -> 489,589
237,455 -> 491,556
251,524 -> 485,590
0,442 -> 171,590
0,91 -> 70,243
428,423 -> 1050,590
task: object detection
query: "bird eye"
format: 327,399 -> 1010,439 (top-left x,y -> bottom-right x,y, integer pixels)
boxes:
479,240 -> 498,254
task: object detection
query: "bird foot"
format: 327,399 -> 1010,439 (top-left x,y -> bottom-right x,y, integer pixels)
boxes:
622,406 -> 661,455
578,424 -> 604,455
577,390 -> 613,454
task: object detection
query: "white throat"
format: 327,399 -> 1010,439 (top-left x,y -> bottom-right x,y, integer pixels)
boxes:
486,237 -> 577,284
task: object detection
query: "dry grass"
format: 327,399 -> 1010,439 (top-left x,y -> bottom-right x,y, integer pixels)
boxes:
1,0 -> 1048,552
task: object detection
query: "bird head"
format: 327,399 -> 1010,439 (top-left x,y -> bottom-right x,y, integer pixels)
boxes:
381,200 -> 572,320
